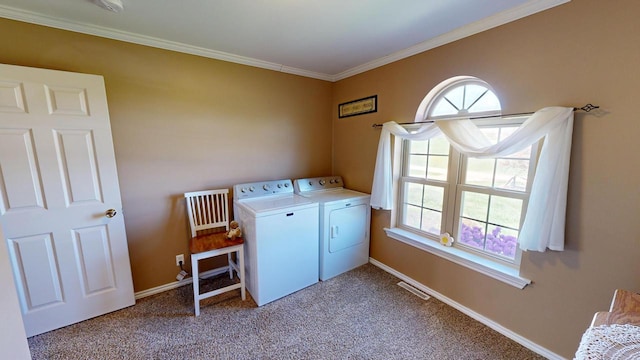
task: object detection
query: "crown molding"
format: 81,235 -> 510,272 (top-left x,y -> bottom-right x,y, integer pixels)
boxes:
0,4 -> 334,81
332,0 -> 570,81
0,0 -> 569,83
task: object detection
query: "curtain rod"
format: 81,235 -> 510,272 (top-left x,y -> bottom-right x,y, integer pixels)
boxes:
371,103 -> 599,128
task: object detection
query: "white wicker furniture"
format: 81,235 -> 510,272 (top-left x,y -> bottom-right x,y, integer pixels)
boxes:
575,289 -> 640,359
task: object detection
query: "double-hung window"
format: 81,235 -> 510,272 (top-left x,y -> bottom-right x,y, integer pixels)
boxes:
399,118 -> 540,266
396,77 -> 540,272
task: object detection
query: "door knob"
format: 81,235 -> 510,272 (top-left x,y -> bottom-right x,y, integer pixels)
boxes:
105,209 -> 117,218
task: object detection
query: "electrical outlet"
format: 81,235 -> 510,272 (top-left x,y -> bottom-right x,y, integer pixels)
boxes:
175,254 -> 184,267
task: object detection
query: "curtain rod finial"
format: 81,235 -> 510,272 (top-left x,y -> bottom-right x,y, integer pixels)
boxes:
575,104 -> 599,112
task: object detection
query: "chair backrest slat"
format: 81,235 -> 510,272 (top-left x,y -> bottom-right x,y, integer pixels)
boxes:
184,189 -> 230,237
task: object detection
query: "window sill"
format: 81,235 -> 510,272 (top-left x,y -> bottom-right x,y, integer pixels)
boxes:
384,227 -> 531,289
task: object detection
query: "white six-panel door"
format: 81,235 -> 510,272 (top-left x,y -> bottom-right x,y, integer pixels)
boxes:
0,63 -> 134,337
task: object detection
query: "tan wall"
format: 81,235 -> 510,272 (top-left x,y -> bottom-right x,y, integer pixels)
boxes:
0,18 -> 333,292
2,0 -> 640,357
333,0 -> 640,358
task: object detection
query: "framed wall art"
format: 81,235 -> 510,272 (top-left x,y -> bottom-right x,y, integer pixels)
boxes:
338,95 -> 377,118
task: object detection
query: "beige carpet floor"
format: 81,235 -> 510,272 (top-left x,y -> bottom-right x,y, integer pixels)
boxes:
28,264 -> 545,359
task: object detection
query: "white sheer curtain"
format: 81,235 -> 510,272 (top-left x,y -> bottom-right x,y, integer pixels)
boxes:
370,106 -> 574,252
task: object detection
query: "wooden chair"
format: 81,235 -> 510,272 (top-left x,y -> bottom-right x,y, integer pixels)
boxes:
184,189 -> 245,316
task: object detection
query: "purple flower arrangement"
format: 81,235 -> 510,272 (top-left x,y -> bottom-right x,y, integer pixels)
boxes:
458,222 -> 518,258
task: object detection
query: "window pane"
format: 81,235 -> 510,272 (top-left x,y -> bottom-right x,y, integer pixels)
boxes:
465,158 -> 495,186
444,86 -> 464,111
408,154 -> 427,177
488,196 -> 522,229
470,91 -> 500,113
463,85 -> 487,109
499,126 -> 517,140
495,159 -> 529,191
461,191 -> 488,221
480,128 -> 499,144
429,136 -> 450,155
421,208 -> 442,235
405,183 -> 423,206
407,138 -> 449,181
459,219 -> 486,249
423,185 -> 444,210
403,204 -> 422,229
427,155 -> 448,181
409,140 -> 428,154
402,183 -> 445,235
431,99 -> 458,117
485,226 -> 519,259
506,145 -> 532,159
498,127 -> 533,158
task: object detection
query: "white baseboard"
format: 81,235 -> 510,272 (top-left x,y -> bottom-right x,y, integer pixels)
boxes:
134,267 -> 230,300
368,257 -> 566,360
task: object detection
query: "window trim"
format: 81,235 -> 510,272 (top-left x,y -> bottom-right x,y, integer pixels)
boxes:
384,227 -> 532,289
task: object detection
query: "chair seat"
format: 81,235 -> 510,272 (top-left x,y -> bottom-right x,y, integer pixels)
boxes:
189,232 -> 244,254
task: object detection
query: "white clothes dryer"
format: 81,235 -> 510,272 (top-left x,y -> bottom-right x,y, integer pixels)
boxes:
294,176 -> 370,281
233,179 -> 319,306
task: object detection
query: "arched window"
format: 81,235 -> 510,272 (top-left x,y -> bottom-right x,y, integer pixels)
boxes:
399,77 -> 536,268
415,76 -> 501,121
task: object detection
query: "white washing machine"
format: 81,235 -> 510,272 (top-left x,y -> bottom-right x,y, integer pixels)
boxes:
294,176 -> 370,281
233,179 -> 319,306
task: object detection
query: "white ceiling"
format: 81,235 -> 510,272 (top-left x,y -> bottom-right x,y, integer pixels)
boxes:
0,0 -> 568,81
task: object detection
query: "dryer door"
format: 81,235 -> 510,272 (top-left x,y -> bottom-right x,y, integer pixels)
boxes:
328,204 -> 367,253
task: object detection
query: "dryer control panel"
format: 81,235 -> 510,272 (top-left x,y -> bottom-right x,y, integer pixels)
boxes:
234,179 -> 293,200
294,176 -> 344,193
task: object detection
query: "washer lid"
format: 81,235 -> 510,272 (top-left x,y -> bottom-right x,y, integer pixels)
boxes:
235,194 -> 318,216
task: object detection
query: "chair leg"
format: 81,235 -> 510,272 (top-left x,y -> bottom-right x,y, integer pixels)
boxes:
239,247 -> 246,301
227,253 -> 233,279
192,254 -> 200,316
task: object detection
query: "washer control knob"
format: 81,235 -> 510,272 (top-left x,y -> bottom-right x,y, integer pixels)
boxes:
309,181 -> 313,186
319,179 -> 326,186
249,186 -> 255,192
241,188 -> 247,193
329,179 -> 335,184
335,178 -> 340,183
263,184 -> 270,191
284,183 -> 289,187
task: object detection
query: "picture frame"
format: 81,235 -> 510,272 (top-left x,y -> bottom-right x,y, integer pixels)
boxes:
338,95 -> 377,118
